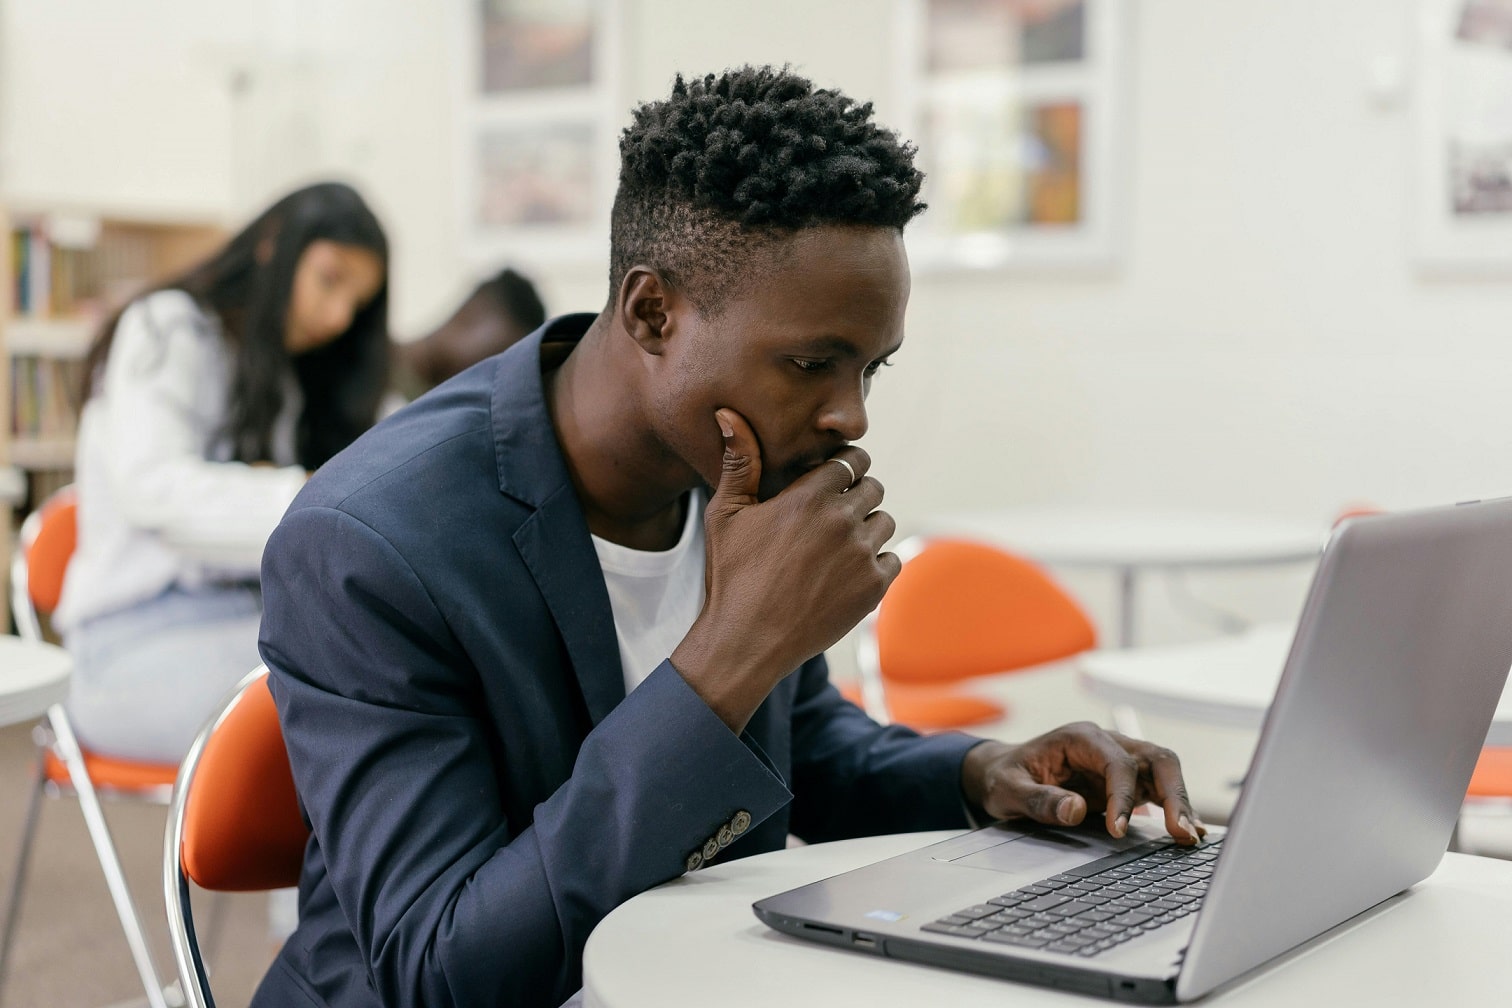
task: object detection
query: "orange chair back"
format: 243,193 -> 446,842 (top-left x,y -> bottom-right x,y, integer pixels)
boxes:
1467,747 -> 1512,800
180,674 -> 308,891
25,486 -> 78,616
876,538 -> 1096,686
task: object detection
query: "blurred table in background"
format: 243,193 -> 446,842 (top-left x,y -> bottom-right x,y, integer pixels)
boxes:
0,635 -> 71,727
1078,622 -> 1512,745
922,508 -> 1326,647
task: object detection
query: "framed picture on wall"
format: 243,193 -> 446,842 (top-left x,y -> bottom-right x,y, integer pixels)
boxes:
459,0 -> 620,266
1414,0 -> 1512,273
895,0 -> 1127,271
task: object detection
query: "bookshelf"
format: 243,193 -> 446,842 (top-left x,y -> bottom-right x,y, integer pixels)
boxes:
0,202 -> 224,619
2,203 -> 225,499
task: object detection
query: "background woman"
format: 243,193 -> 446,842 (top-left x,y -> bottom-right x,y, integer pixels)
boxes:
54,180 -> 389,763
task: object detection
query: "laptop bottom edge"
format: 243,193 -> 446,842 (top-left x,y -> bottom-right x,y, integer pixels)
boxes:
754,905 -> 1181,1004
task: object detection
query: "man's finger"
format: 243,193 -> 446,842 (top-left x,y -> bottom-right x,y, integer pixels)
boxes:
793,446 -> 872,497
708,408 -> 762,516
994,764 -> 1088,826
1146,745 -> 1206,845
1075,732 -> 1141,838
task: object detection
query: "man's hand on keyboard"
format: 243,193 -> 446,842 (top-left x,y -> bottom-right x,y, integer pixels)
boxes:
960,723 -> 1207,846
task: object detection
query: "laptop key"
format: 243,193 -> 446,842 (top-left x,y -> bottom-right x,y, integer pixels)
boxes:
921,922 -> 989,938
983,931 -> 1049,947
955,904 -> 1001,920
1058,839 -> 1171,879
988,893 -> 1033,907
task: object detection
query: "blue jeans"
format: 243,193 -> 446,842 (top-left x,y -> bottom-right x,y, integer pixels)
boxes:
64,585 -> 264,763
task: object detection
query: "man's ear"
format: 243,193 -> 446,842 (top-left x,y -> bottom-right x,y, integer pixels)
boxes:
617,266 -> 677,355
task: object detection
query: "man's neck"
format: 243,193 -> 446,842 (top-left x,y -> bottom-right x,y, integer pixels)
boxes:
546,314 -> 697,551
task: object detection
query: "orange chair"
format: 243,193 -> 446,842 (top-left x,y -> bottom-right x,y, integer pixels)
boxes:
165,665 -> 308,1008
1,485 -> 180,1008
1467,748 -> 1512,801
844,537 -> 1097,732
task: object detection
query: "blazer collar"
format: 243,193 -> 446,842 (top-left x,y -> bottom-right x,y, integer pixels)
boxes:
491,312 -> 595,508
492,313 -> 627,726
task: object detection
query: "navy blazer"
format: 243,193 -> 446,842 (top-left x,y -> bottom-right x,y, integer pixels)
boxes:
253,314 -> 978,1008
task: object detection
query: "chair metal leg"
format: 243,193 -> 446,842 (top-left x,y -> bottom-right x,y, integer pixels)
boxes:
47,706 -> 171,1008
198,890 -> 230,976
0,753 -> 48,1004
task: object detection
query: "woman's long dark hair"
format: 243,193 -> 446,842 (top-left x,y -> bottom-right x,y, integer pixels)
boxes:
82,181 -> 390,470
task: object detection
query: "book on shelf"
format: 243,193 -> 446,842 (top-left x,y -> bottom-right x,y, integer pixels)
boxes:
10,354 -> 84,441
8,216 -> 129,323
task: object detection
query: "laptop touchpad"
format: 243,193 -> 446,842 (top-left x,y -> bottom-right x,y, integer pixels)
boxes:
953,829 -> 1103,875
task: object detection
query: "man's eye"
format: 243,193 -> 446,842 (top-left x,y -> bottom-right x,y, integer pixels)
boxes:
864,359 -> 894,378
792,358 -> 831,374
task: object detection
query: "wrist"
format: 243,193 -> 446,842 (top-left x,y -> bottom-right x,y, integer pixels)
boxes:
960,739 -> 1014,815
670,620 -> 782,734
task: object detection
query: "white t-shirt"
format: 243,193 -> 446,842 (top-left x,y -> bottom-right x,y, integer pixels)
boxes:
590,491 -> 706,696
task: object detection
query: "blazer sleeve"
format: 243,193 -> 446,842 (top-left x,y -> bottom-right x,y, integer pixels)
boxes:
258,504 -> 794,1008
786,654 -> 981,843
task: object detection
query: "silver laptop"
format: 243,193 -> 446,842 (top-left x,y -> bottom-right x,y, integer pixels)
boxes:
755,497 -> 1512,1003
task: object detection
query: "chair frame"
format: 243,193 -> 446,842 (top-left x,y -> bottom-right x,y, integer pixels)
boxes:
1,488 -> 175,1008
163,665 -> 274,1008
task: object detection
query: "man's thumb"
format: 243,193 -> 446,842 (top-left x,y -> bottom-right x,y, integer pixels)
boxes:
710,408 -> 761,509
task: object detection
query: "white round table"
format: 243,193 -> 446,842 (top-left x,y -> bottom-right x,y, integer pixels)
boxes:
1077,622 -> 1512,746
583,830 -> 1511,1007
0,635 -> 71,727
922,509 -> 1327,646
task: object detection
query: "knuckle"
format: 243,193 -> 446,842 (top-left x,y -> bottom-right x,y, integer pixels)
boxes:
1105,752 -> 1139,777
1150,745 -> 1180,766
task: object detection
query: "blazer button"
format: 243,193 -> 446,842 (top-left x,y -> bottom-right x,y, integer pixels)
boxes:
685,850 -> 704,873
731,810 -> 752,835
702,837 -> 720,861
717,824 -> 734,848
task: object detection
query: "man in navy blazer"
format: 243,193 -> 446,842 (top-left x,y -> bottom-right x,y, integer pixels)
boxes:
254,67 -> 1203,1008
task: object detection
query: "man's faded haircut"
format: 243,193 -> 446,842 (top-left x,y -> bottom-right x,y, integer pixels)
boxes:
609,65 -> 926,314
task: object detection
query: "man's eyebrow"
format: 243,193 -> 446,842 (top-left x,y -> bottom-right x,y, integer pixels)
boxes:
790,336 -> 903,360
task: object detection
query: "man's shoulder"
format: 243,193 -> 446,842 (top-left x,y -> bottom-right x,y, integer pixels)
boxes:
297,362 -> 503,522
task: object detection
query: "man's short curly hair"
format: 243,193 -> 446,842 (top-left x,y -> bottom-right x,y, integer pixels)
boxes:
610,65 -> 926,314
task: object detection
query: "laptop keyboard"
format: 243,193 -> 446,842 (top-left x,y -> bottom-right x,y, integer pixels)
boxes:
923,835 -> 1223,958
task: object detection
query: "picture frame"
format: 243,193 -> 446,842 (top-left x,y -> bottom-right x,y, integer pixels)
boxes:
894,0 -> 1128,272
457,0 -> 621,268
1413,0 -> 1512,274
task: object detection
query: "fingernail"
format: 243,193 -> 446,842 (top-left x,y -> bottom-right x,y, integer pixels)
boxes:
715,411 -> 734,438
1113,813 -> 1129,837
1056,795 -> 1075,823
1179,814 -> 1196,838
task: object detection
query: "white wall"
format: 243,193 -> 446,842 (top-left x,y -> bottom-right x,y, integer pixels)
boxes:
5,0 -> 1511,644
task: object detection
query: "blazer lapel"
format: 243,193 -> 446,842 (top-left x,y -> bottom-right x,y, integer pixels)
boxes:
493,316 -> 626,727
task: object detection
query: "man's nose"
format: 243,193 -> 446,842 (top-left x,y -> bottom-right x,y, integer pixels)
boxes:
819,381 -> 868,442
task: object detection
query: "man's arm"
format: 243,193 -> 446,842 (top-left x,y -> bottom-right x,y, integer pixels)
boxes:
261,505 -> 793,1008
